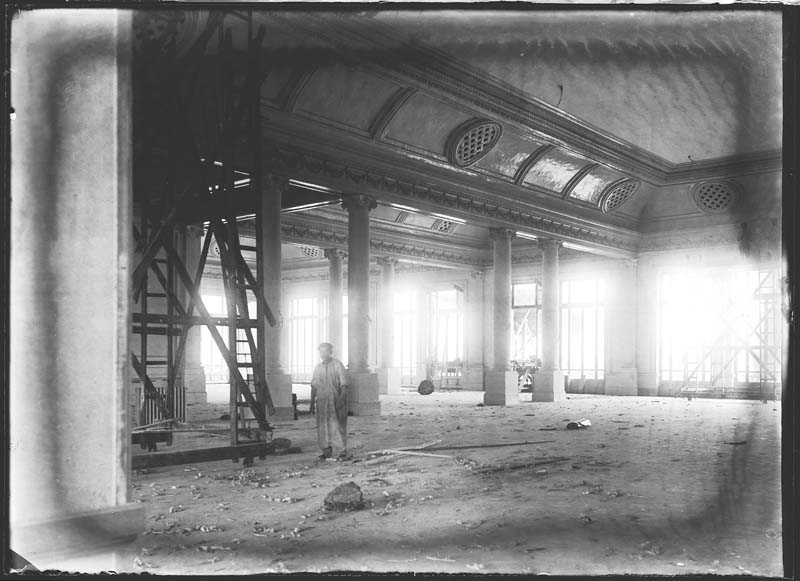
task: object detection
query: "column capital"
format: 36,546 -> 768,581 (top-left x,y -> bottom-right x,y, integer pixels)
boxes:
376,256 -> 399,268
470,270 -> 485,279
263,173 -> 290,193
323,248 -> 346,261
538,238 -> 563,250
341,194 -> 378,212
185,224 -> 205,238
488,227 -> 516,242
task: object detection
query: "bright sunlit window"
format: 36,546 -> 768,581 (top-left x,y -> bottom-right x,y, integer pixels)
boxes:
394,289 -> 418,384
658,268 -> 782,389
560,278 -> 605,380
513,282 -> 541,363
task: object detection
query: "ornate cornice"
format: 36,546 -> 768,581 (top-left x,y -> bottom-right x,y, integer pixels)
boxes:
265,144 -> 639,257
279,217 -> 490,268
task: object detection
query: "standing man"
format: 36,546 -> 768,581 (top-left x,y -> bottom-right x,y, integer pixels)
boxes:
310,342 -> 350,460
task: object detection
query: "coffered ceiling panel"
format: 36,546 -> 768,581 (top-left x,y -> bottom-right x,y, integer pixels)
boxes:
383,93 -> 472,157
294,64 -> 401,132
473,129 -> 547,179
522,147 -> 590,193
569,165 -> 625,205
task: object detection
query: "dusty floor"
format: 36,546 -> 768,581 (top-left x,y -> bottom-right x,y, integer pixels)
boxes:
119,392 -> 781,575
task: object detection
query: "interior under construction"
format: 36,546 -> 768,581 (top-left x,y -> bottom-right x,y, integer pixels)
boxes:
7,6 -> 794,577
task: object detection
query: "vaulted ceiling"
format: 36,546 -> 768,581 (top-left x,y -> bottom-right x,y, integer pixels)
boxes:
133,8 -> 783,267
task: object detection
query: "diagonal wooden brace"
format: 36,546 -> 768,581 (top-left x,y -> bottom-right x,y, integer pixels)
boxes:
131,352 -> 172,419
160,236 -> 276,422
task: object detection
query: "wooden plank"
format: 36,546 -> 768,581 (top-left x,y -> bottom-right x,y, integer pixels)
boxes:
133,312 -> 258,327
131,441 -> 289,470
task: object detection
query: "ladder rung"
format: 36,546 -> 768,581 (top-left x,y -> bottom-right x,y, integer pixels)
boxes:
146,293 -> 167,298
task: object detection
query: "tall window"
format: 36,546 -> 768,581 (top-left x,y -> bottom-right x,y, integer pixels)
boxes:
429,288 -> 463,365
287,296 -> 326,381
394,289 -> 418,384
512,282 -> 541,363
200,294 -> 230,385
199,295 -> 256,385
340,295 -> 348,365
658,268 -> 782,387
560,279 -> 605,380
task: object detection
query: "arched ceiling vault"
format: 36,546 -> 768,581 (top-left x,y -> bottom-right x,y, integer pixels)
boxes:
132,9 -> 782,262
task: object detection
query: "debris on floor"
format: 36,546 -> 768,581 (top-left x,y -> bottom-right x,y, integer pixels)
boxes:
567,419 -> 592,430
323,481 -> 365,512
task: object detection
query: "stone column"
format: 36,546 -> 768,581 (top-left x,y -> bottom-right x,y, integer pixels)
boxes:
484,228 -> 518,405
259,174 -> 293,420
182,224 -> 207,405
324,249 -> 345,355
534,238 -> 566,401
604,259 -> 638,396
9,10 -> 144,571
377,257 -> 402,394
342,194 -> 381,415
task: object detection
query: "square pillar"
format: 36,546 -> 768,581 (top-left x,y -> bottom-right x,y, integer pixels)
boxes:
9,9 -> 144,570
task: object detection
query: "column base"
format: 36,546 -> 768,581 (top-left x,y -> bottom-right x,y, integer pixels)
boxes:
459,364 -> 485,391
347,371 -> 381,416
11,503 -> 144,573
483,370 -> 519,406
266,373 -> 294,421
532,370 -> 567,402
605,369 -> 638,396
377,367 -> 402,395
637,372 -> 658,396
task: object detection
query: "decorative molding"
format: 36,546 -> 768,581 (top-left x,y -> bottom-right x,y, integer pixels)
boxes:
370,239 -> 489,267
278,65 -> 318,112
369,86 -> 417,140
264,144 -> 640,256
280,217 -> 490,267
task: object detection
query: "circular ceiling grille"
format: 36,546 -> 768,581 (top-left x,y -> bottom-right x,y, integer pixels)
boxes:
447,119 -> 503,167
300,245 -> 324,258
600,179 -> 640,213
692,181 -> 737,213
